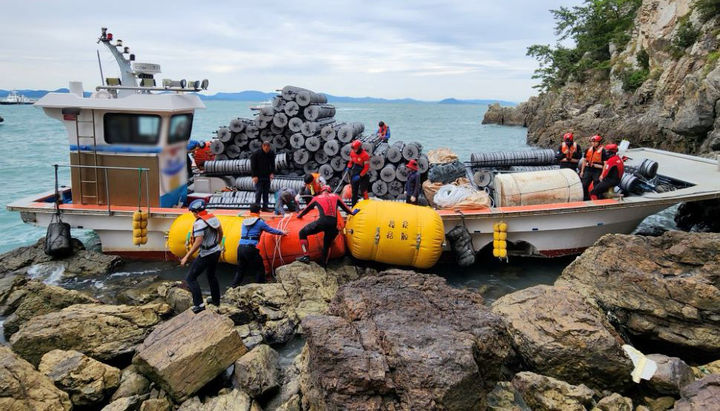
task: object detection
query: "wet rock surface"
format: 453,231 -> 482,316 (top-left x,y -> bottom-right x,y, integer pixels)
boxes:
557,231 -> 720,358
10,302 -> 172,366
492,284 -> 632,390
675,199 -> 720,233
38,349 -> 121,406
233,344 -> 281,399
0,346 -> 72,410
133,308 -> 247,402
300,270 -> 512,410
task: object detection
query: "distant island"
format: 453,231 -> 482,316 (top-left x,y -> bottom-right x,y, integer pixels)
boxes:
0,89 -> 516,106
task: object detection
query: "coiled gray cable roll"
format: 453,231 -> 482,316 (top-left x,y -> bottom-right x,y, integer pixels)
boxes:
216,127 -> 232,143
229,118 -> 246,133
323,140 -> 339,156
288,117 -> 303,133
470,149 -> 556,167
369,155 -> 385,171
330,156 -> 346,172
388,181 -> 404,197
380,164 -> 396,182
372,180 -> 388,196
283,101 -> 300,116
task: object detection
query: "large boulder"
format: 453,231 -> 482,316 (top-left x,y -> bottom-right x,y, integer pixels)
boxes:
10,302 -> 171,366
38,349 -> 121,407
111,365 -> 152,401
133,309 -> 247,402
492,285 -> 632,390
557,232 -> 720,358
645,354 -> 695,395
511,371 -> 595,411
177,389 -> 257,411
3,280 -> 97,338
233,344 -> 281,399
300,271 -> 512,410
673,374 -> 720,411
0,346 -> 72,410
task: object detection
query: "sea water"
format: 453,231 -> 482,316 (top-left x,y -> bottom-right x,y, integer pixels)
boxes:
0,100 -> 675,301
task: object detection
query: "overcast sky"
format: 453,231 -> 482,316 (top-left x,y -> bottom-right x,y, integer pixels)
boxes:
0,0 -> 582,102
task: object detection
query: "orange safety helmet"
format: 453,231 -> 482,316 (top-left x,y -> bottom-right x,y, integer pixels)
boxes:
605,143 -> 618,153
590,135 -> 603,143
351,140 -> 363,150
563,132 -> 574,142
406,159 -> 418,171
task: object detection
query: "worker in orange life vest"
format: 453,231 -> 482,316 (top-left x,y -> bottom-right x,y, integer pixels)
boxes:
590,143 -> 624,200
579,135 -> 605,200
296,172 -> 327,204
296,185 -> 358,266
346,140 -> 370,206
556,132 -> 582,170
377,121 -> 390,142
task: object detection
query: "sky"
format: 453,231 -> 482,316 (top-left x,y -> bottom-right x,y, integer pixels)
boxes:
0,0 -> 583,102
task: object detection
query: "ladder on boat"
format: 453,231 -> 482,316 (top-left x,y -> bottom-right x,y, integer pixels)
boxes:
74,110 -> 102,205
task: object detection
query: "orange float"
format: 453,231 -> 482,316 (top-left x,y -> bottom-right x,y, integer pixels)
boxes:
257,209 -> 347,272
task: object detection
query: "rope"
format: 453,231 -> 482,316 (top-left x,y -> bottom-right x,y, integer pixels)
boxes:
136,168 -> 144,211
268,213 -> 294,280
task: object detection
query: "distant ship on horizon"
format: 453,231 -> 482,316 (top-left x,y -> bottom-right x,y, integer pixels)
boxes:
0,90 -> 36,105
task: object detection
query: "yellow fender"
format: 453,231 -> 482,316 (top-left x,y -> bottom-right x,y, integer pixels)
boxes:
166,214 -> 244,264
345,199 -> 444,269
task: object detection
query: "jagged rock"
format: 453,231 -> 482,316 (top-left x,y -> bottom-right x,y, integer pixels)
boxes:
0,272 -> 27,315
487,381 -> 531,410
133,309 -> 247,402
592,393 -> 633,410
139,397 -> 172,411
692,359 -> 720,379
300,271 -> 512,410
112,275 -> 167,306
557,231 -> 720,358
673,374 -> 720,411
643,396 -> 675,410
233,344 -> 280,399
102,394 -> 148,411
111,364 -> 152,401
511,371 -> 595,411
482,102 -> 529,126
38,349 -> 121,406
3,280 -> 97,338
491,285 -> 632,390
157,281 -> 193,314
177,389 -> 256,411
222,283 -> 296,345
0,346 -> 72,410
0,237 -> 122,277
276,394 -> 301,411
645,354 -> 695,395
10,302 -> 171,366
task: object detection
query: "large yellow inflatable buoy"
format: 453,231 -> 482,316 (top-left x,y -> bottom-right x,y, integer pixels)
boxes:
167,214 -> 244,264
345,199 -> 445,269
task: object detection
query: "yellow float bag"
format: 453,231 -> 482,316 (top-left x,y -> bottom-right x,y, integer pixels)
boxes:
345,200 -> 445,269
166,214 -> 244,264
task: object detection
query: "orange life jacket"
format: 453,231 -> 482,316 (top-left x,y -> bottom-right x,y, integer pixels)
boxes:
307,172 -> 323,195
585,146 -> 604,167
193,145 -> 214,167
561,142 -> 578,160
600,154 -> 624,180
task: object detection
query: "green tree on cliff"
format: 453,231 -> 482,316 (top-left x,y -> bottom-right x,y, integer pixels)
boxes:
528,0 -> 642,92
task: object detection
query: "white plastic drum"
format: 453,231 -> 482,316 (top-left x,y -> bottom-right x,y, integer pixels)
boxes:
493,169 -> 583,207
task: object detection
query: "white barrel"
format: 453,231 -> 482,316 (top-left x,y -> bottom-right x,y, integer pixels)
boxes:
493,169 -> 583,207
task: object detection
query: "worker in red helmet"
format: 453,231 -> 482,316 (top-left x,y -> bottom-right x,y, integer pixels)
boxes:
346,140 -> 370,206
556,132 -> 582,171
296,185 -> 358,266
404,159 -> 421,204
590,143 -> 624,200
579,135 -> 605,200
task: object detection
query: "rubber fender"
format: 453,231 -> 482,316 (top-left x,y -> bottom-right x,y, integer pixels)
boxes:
257,209 -> 346,273
345,199 -> 444,269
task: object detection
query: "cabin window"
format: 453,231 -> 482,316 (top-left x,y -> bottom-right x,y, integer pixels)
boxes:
104,113 -> 161,145
168,114 -> 193,144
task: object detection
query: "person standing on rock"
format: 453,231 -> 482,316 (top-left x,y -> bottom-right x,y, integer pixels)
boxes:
232,203 -> 286,286
296,185 -> 358,266
556,132 -> 582,171
180,199 -> 223,313
251,141 -> 275,212
580,135 -> 605,200
590,144 -> 624,200
377,121 -> 390,142
346,140 -> 370,206
404,159 -> 421,205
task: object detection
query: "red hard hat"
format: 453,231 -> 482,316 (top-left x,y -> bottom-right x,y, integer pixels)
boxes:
563,132 -> 574,142
590,135 -> 603,143
605,143 -> 618,152
406,159 -> 418,171
351,140 -> 362,150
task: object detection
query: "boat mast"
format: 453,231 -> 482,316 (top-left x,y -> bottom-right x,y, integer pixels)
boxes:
97,27 -> 136,97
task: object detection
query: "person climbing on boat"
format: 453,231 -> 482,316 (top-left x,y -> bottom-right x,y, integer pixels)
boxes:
346,140 -> 370,206
274,187 -> 299,215
232,203 -> 286,286
296,185 -> 358,266
251,141 -> 275,212
556,132 -> 582,170
580,135 -> 605,200
180,199 -> 223,313
590,144 -> 624,200
296,172 -> 326,204
405,159 -> 421,205
377,121 -> 390,142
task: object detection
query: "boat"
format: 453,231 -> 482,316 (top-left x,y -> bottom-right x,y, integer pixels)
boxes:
0,90 -> 36,105
7,28 -> 720,262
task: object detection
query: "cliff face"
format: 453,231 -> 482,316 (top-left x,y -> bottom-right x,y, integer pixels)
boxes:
524,0 -> 719,155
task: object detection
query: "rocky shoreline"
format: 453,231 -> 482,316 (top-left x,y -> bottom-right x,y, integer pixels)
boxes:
0,230 -> 718,410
